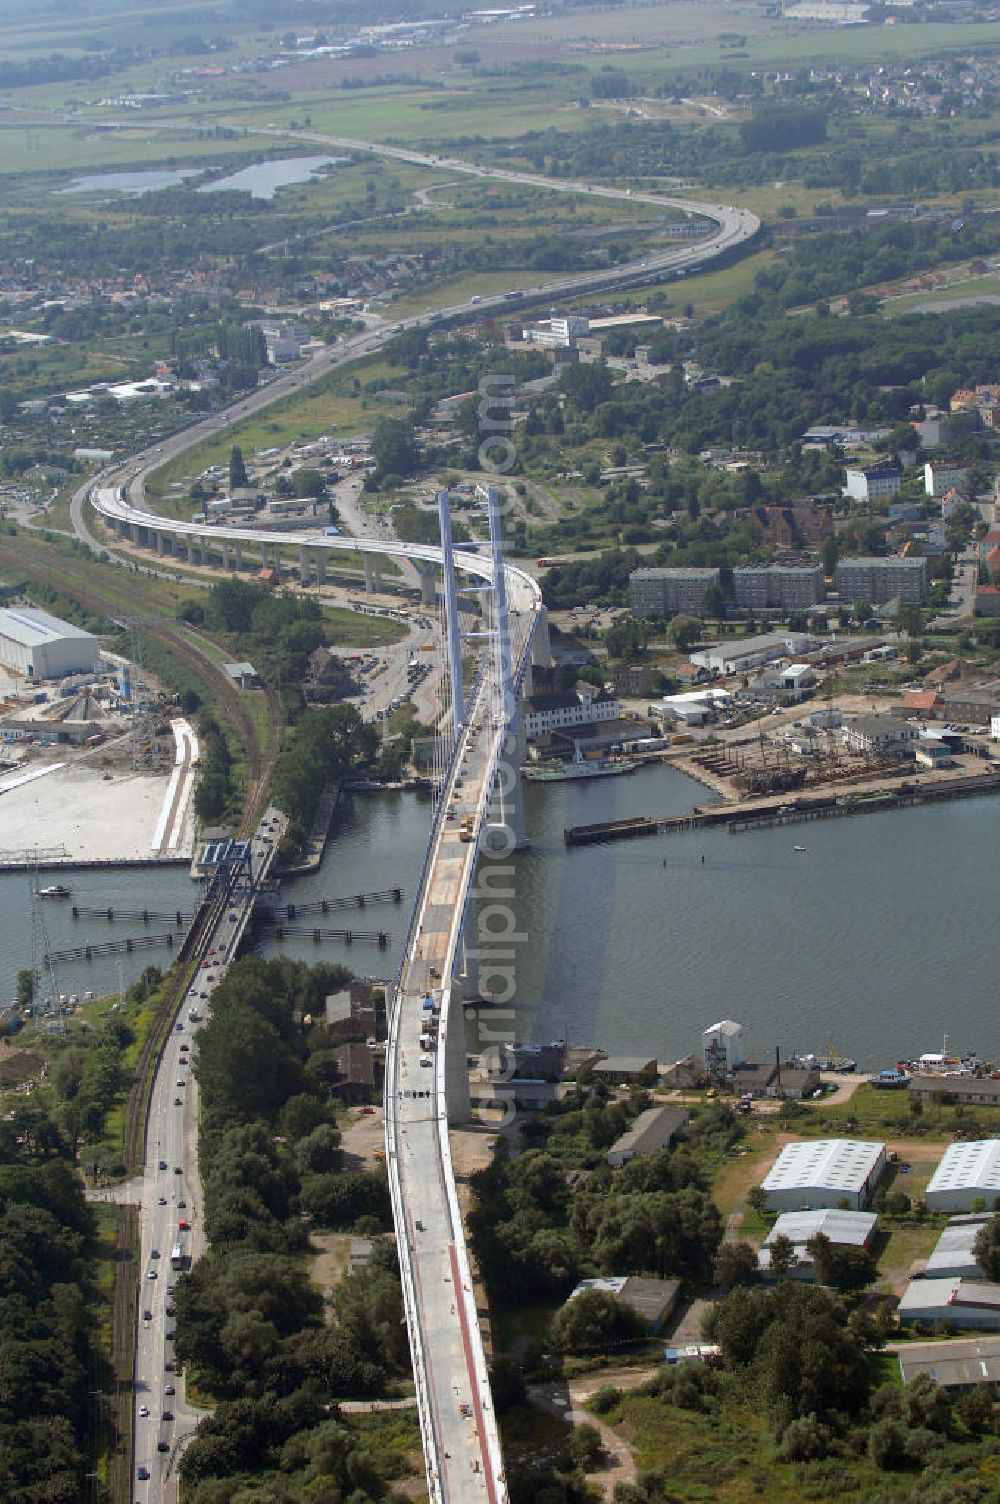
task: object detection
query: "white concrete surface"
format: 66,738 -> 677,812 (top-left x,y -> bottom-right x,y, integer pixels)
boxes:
0,764 -> 193,861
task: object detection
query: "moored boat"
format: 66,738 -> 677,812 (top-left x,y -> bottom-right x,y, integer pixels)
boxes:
523,756 -> 636,783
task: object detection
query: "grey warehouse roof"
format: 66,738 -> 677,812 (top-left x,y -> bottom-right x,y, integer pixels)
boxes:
899,1278 -> 1000,1317
926,1216 -> 989,1279
898,1337 -> 1000,1389
927,1140 -> 1000,1199
762,1139 -> 885,1196
608,1105 -> 689,1160
0,606 -> 96,646
763,1208 -> 876,1248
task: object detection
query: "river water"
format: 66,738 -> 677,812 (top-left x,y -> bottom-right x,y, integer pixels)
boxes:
2,766 -> 994,1070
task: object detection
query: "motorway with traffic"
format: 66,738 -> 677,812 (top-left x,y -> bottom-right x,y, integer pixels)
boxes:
68,136 -> 758,1504
133,808 -> 285,1502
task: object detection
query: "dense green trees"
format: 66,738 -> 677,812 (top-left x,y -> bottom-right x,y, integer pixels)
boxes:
371,416 -> 418,482
175,956 -> 415,1498
271,704 -> 378,848
705,1281 -> 872,1432
0,1107 -> 97,1502
228,444 -> 249,490
469,1110 -> 723,1313
550,1288 -> 645,1353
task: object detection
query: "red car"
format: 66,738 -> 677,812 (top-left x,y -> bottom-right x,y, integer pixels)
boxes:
178,1219 -> 190,1230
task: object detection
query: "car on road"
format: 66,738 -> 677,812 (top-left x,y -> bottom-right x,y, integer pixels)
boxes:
419,1055 -> 432,1067
166,1329 -> 175,1341
162,1410 -> 174,1422
158,1160 -> 167,1170
158,1196 -> 167,1206
174,1166 -> 182,1174
178,1219 -> 190,1230
164,1384 -> 175,1395
177,1200 -> 187,1208
175,1079 -> 184,1087
174,1097 -> 183,1106
143,1310 -> 152,1322
151,1249 -> 160,1259
157,1441 -> 170,1453
147,1269 -> 157,1279
137,1467 -> 150,1480
139,1404 -> 149,1417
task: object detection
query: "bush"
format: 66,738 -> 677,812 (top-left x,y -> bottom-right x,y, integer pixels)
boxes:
776,1412 -> 834,1463
589,1385 -> 622,1417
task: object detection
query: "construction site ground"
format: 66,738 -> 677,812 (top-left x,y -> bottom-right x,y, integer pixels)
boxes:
655,694 -> 1000,808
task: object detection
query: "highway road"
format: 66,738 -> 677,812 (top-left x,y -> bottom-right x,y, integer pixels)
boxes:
71,138 -> 758,1504
133,808 -> 285,1503
70,124 -> 758,564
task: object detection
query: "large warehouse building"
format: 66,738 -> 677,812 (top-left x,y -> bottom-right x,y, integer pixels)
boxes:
0,606 -> 100,680
761,1138 -> 887,1212
926,1140 -> 1000,1213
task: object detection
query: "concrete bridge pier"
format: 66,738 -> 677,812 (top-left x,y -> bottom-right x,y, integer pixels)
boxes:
272,545 -> 281,579
532,604 -> 552,668
130,523 -> 140,545
155,531 -> 165,556
299,545 -> 310,584
483,715 -> 526,854
416,561 -> 437,607
222,542 -> 230,571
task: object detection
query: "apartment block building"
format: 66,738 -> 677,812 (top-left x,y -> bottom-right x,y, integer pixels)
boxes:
629,567 -> 721,619
835,555 -> 929,606
732,564 -> 825,610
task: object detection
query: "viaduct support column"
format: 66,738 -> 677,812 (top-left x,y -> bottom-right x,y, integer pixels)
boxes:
363,556 -> 375,593
155,531 -> 165,556
299,545 -> 309,585
273,545 -> 281,580
416,561 -> 437,607
222,542 -> 230,571
437,490 -> 464,741
532,603 -> 552,669
130,523 -> 140,545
